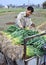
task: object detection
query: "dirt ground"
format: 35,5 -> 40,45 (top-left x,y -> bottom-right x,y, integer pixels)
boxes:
37,22 -> 46,31
0,12 -> 17,30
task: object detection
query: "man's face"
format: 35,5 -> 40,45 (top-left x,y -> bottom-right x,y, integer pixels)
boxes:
26,10 -> 32,16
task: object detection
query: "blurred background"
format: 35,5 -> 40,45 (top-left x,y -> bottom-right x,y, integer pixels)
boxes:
0,0 -> 46,30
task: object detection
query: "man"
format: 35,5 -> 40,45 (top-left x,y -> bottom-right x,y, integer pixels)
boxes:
6,6 -> 35,29
16,6 -> 35,29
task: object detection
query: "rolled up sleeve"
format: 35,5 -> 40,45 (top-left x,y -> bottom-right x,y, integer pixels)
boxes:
16,13 -> 22,26
29,18 -> 33,25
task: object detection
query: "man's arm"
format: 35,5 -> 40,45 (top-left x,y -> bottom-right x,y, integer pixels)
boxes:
29,18 -> 35,28
16,13 -> 23,28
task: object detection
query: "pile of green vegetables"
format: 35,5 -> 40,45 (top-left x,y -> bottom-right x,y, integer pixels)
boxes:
4,25 -> 46,57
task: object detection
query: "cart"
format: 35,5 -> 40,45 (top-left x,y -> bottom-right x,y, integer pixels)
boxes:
0,31 -> 46,65
13,31 -> 46,65
23,31 -> 46,65
1,22 -> 46,65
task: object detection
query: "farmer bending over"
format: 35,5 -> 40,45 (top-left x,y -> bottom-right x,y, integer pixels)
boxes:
6,6 -> 35,29
16,6 -> 35,29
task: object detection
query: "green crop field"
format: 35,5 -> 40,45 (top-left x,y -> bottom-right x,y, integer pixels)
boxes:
0,8 -> 25,14
0,8 -> 46,30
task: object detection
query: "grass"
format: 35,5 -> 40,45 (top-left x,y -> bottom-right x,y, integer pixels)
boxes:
0,8 -> 25,14
31,8 -> 46,26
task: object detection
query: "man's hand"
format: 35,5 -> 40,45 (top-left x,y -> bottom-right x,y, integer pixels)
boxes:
31,23 -> 35,27
30,23 -> 36,30
19,25 -> 23,29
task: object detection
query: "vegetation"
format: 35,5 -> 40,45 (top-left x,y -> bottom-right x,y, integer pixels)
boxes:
3,25 -> 46,57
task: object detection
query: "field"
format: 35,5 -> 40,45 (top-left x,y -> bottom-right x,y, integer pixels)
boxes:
0,8 -> 46,30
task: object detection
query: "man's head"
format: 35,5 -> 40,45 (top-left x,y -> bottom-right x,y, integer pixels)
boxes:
26,6 -> 34,16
